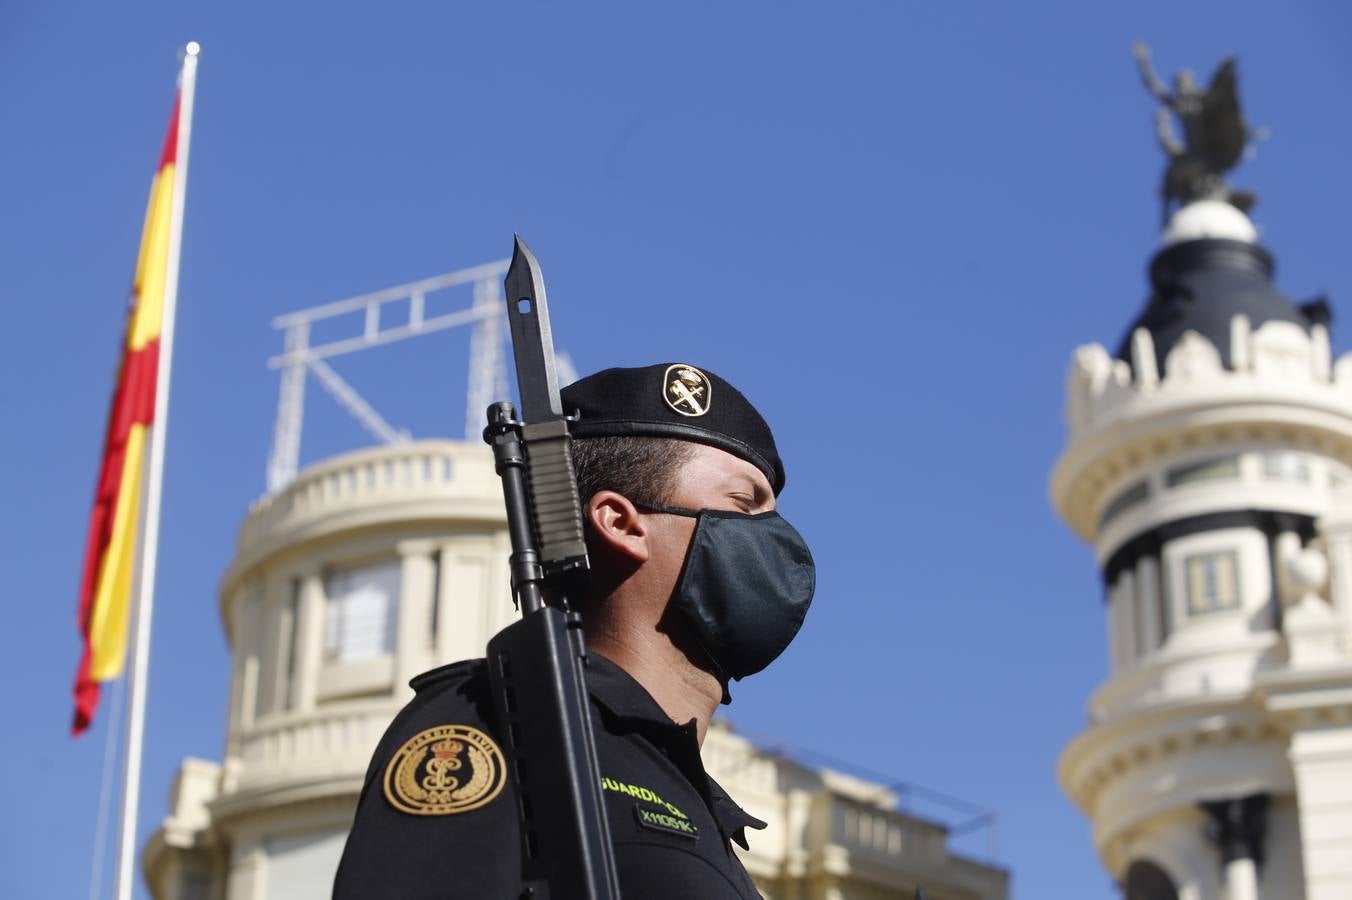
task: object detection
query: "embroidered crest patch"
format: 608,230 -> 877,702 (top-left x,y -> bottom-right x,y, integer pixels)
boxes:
383,724 -> 507,816
663,364 -> 712,417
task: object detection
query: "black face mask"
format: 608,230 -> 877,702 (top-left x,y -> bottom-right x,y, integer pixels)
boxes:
637,501 -> 815,688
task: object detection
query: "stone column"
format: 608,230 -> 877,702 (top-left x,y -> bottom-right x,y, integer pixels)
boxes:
290,569 -> 325,712
1118,568 -> 1138,666
1106,582 -> 1121,673
1108,577 -> 1130,673
439,542 -> 492,664
228,583 -> 263,734
1200,793 -> 1268,900
396,540 -> 439,693
1228,859 -> 1260,900
225,833 -> 266,900
1136,556 -> 1162,656
782,788 -> 813,896
223,582 -> 264,792
1272,531 -> 1303,607
1288,724 -> 1352,900
255,578 -> 291,718
488,528 -> 515,639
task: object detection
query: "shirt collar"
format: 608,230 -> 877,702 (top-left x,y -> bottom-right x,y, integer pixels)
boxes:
584,651 -> 675,726
706,775 -> 768,850
584,652 -> 767,847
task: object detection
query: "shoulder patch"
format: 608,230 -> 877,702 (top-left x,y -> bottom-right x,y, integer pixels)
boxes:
383,724 -> 507,815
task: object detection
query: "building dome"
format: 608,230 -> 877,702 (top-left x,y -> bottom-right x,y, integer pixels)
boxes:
1162,199 -> 1258,246
1114,236 -> 1325,376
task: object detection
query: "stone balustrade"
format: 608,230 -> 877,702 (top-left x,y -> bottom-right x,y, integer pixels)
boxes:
828,793 -> 949,866
232,704 -> 395,794
233,441 -> 504,572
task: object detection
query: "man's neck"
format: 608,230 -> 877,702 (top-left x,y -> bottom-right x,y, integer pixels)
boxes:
586,627 -> 722,745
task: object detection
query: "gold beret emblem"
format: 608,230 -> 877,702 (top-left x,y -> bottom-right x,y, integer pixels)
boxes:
663,364 -> 712,417
383,724 -> 507,816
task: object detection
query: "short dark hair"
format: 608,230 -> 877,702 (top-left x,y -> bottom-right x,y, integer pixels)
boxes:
571,435 -> 693,509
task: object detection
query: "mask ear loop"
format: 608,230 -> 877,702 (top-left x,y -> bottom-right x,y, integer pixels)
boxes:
630,500 -> 702,518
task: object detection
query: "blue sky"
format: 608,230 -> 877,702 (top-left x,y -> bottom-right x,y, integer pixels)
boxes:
4,2 -> 1352,898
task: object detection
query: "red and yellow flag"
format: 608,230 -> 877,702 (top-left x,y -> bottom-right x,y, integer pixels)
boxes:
72,95 -> 181,735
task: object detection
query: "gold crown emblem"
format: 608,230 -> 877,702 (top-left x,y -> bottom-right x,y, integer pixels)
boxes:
432,738 -> 463,759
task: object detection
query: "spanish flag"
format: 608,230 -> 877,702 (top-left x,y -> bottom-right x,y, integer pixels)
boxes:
72,91 -> 185,736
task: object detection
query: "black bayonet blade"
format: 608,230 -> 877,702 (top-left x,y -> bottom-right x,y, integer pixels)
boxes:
504,235 -> 565,423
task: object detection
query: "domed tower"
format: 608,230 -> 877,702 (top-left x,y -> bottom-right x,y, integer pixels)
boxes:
1053,195 -> 1352,900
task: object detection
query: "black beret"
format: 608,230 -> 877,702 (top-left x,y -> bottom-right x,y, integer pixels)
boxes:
561,363 -> 785,495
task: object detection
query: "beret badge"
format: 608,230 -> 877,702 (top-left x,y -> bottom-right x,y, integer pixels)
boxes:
663,364 -> 712,417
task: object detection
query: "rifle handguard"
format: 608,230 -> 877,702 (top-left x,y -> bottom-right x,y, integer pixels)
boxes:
521,419 -> 589,575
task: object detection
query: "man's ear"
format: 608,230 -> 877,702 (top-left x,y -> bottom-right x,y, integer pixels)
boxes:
586,491 -> 650,564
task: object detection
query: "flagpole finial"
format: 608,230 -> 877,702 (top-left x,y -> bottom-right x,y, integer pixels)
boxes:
183,41 -> 201,58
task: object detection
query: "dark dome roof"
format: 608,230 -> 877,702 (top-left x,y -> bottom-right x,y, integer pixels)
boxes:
1115,239 -> 1328,373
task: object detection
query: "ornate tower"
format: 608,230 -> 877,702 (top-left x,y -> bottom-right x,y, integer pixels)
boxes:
1053,192 -> 1352,899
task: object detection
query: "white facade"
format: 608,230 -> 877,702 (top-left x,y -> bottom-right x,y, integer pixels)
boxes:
1053,203 -> 1352,899
146,439 -> 1007,900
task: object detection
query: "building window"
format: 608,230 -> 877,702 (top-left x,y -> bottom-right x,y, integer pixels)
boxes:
324,560 -> 401,663
1263,452 -> 1311,483
1184,551 -> 1240,616
1100,480 -> 1149,529
1166,455 -> 1240,488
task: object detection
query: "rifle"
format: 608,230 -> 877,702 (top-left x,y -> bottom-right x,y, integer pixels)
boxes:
482,236 -> 622,900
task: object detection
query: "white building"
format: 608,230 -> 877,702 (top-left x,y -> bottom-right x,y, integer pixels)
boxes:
1053,199 -> 1352,900
145,397 -> 1008,896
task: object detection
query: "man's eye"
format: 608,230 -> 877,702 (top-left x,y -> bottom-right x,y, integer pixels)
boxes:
731,495 -> 754,511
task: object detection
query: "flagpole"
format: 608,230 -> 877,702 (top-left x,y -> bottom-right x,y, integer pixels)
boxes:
113,41 -> 199,900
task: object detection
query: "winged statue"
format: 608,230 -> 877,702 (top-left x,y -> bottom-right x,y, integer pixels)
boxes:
1133,42 -> 1266,224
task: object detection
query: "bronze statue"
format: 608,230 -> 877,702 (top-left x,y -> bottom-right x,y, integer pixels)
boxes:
1132,42 -> 1265,224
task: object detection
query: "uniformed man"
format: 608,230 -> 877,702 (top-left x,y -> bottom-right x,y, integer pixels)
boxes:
333,362 -> 816,899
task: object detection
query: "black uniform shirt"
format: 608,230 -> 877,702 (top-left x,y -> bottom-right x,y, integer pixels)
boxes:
333,653 -> 766,899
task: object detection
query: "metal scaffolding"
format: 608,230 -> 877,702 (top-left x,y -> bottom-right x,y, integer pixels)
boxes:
265,259 -> 511,493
